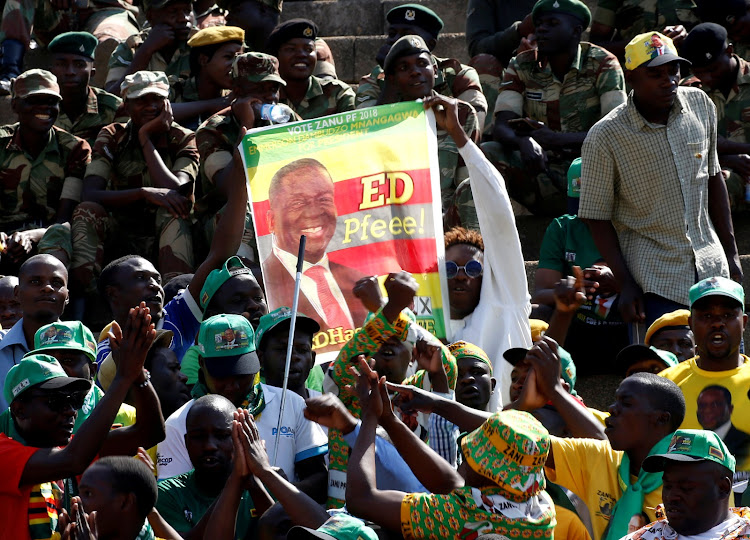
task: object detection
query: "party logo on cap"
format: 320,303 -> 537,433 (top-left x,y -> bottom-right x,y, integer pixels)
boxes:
645,34 -> 668,60
12,379 -> 30,397
39,325 -> 73,346
405,8 -> 415,20
213,328 -> 249,351
710,445 -> 726,461
669,434 -> 693,453
695,277 -> 720,296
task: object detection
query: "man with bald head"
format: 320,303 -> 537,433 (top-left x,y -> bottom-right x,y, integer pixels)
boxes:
261,158 -> 367,333
156,394 -> 263,537
0,254 -> 68,410
0,276 -> 21,330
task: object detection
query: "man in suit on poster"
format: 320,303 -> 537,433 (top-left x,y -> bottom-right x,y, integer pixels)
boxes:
262,158 -> 368,334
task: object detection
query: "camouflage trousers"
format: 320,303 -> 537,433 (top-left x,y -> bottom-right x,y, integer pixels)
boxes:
439,147 -> 478,230
0,0 -> 138,47
201,200 -> 259,263
70,201 -> 194,293
469,53 -> 503,138
38,222 -> 72,266
481,141 -> 570,217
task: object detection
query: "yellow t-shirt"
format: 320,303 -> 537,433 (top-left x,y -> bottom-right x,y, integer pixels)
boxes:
555,504 -> 592,540
659,355 -> 750,471
545,437 -> 661,540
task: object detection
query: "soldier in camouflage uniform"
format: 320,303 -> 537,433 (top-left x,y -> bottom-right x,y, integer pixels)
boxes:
484,0 -> 627,216
171,25 -> 244,131
356,4 -> 489,134
105,0 -> 192,96
195,52 -> 301,262
0,70 -> 91,271
384,35 -> 481,229
48,32 -> 125,148
267,18 -> 355,120
71,71 -> 198,293
695,0 -> 750,60
0,0 -> 139,94
590,0 -> 700,57
681,22 -> 750,211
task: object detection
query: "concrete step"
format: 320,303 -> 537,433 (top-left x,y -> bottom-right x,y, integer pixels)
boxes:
282,0 -> 469,37
325,31 -> 469,84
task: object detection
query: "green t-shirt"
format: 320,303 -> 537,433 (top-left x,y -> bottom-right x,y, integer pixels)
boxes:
156,470 -> 258,537
73,385 -> 136,433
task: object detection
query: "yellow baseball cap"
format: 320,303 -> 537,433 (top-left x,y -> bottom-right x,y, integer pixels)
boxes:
624,32 -> 690,70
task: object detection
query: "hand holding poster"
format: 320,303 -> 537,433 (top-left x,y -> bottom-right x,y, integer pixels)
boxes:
241,101 -> 450,362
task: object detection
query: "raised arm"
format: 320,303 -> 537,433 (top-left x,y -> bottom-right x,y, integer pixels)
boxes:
20,305 -> 155,486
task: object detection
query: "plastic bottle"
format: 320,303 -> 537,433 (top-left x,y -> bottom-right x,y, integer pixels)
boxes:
258,103 -> 294,124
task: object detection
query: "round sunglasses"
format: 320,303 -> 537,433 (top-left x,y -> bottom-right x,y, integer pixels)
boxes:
445,260 -> 483,279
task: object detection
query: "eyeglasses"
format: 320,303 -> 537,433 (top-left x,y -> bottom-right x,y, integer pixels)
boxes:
27,390 -> 88,412
445,260 -> 483,279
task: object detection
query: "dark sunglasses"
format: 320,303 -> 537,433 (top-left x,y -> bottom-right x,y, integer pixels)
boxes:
445,260 -> 483,279
28,390 -> 88,412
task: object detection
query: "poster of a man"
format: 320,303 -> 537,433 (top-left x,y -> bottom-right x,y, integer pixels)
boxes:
697,385 -> 750,465
262,157 -> 368,333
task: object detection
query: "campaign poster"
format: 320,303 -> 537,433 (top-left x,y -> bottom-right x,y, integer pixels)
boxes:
241,101 -> 450,362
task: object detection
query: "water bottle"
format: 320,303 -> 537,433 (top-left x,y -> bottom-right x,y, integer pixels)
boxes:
259,103 -> 294,124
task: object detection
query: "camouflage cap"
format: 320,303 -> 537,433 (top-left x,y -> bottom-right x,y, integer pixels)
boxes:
48,31 -> 98,60
267,18 -> 318,54
232,52 -> 286,85
120,70 -> 170,100
383,34 -> 431,74
12,69 -> 61,100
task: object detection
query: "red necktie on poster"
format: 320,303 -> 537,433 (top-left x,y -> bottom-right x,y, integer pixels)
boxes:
304,265 -> 350,329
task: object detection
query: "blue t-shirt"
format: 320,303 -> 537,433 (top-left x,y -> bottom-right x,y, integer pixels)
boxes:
96,289 -> 202,365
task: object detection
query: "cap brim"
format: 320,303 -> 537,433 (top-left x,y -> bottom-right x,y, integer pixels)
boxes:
204,351 -> 260,378
286,526 -> 337,540
124,88 -> 169,100
642,453 -> 705,472
22,89 -> 62,100
503,347 -> 529,366
692,291 -> 744,308
35,376 -> 92,394
259,316 -> 321,349
615,344 -> 662,372
641,53 -> 691,68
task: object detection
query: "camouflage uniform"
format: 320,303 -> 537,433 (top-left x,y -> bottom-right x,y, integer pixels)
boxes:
71,120 -> 199,287
55,86 -> 125,148
483,42 -> 627,216
702,54 -> 750,210
355,56 -> 489,132
592,0 -> 700,43
106,28 -> 191,90
279,75 -> 355,120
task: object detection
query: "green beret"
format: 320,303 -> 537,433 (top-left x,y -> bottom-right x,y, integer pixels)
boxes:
383,34 -> 431,74
267,18 -> 317,55
386,3 -> 444,38
531,0 -> 591,29
47,31 -> 98,60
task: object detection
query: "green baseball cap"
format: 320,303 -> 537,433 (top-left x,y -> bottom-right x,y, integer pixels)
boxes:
287,512 -> 378,540
48,31 -> 98,60
532,0 -> 592,28
12,68 -> 61,100
25,321 -> 97,363
642,429 -> 736,473
567,157 -> 582,198
616,344 -> 678,375
255,307 -> 320,351
689,276 -> 745,308
4,354 -> 91,405
199,256 -> 255,313
198,314 -> 260,378
120,70 -> 170,100
231,52 -> 286,85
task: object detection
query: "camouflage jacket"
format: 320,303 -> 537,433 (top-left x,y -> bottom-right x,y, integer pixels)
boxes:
495,42 -> 627,132
55,86 -> 125,148
107,28 -> 191,88
85,121 -> 199,194
279,75 -> 356,120
355,56 -> 487,117
704,55 -> 750,144
593,0 -> 700,42
0,125 -> 91,227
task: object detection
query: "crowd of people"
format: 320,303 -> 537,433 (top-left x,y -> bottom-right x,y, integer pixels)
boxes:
1,0 -> 750,538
